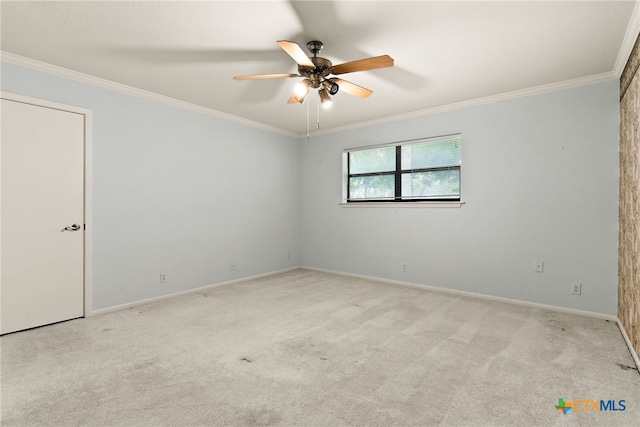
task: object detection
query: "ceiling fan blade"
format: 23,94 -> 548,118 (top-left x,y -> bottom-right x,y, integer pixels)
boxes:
331,55 -> 394,75
276,40 -> 315,68
331,78 -> 373,99
287,94 -> 298,104
233,73 -> 299,80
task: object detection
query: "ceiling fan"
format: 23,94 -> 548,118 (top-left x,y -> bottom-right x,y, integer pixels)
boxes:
233,40 -> 394,107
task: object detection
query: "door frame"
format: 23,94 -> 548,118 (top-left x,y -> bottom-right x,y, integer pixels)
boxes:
1,91 -> 93,318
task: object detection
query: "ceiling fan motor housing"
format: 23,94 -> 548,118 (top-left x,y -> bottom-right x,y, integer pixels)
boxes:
299,57 -> 333,88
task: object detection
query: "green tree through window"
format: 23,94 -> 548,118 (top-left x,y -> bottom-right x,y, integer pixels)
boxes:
345,135 -> 461,202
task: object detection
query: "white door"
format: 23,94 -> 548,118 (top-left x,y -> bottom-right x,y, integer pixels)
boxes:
1,98 -> 85,334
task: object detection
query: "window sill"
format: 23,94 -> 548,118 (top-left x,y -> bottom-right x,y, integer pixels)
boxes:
339,201 -> 465,208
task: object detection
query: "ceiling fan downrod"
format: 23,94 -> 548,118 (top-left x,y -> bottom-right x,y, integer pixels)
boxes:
307,40 -> 323,57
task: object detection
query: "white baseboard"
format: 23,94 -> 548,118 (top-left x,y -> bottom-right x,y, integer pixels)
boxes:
617,318 -> 640,372
301,266 -> 617,321
90,267 -> 299,316
91,265 -> 616,321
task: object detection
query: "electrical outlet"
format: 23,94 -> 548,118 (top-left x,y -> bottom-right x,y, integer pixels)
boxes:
402,263 -> 407,272
535,261 -> 544,273
230,261 -> 236,271
571,282 -> 581,295
160,273 -> 167,284
288,254 -> 291,261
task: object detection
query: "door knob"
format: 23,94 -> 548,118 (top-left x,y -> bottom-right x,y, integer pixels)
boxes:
63,224 -> 81,231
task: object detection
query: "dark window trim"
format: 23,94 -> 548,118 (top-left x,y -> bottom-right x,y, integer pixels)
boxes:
394,145 -> 402,201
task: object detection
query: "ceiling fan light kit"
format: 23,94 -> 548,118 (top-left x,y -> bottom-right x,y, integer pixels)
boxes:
323,79 -> 339,96
318,87 -> 332,108
294,79 -> 312,99
233,40 -> 394,106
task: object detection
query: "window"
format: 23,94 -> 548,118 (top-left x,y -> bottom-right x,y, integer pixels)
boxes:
344,134 -> 461,202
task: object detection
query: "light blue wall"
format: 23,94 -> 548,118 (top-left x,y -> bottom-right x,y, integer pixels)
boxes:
300,81 -> 620,315
2,62 -> 301,310
2,62 -> 620,315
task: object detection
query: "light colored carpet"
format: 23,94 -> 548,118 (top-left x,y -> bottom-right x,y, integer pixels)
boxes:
1,268 -> 639,426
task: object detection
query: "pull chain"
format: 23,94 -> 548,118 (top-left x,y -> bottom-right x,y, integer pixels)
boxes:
306,97 -> 310,143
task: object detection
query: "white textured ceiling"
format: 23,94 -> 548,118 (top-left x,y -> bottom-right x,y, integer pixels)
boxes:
1,1 -> 637,136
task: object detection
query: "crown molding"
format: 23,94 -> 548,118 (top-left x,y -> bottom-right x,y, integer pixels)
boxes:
0,51 -> 299,139
304,71 -> 618,139
614,0 -> 640,78
1,51 -> 619,142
